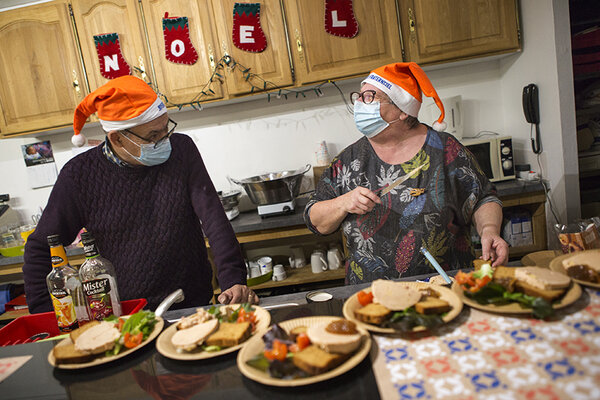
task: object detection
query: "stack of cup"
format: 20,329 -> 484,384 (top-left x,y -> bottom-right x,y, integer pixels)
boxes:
315,140 -> 331,166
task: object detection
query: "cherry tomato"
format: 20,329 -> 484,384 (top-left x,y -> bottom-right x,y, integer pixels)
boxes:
296,333 -> 310,350
116,318 -> 125,332
357,290 -> 374,306
124,332 -> 143,349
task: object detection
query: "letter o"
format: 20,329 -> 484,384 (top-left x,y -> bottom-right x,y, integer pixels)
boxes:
171,39 -> 185,57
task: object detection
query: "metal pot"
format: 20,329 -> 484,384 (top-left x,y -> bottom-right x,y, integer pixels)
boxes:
217,190 -> 241,211
229,164 -> 311,206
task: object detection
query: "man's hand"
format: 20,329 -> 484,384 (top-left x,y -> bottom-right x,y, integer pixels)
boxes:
480,228 -> 509,267
340,187 -> 381,215
217,284 -> 259,305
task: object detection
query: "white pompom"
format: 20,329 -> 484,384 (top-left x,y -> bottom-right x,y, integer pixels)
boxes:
71,134 -> 86,147
432,121 -> 447,132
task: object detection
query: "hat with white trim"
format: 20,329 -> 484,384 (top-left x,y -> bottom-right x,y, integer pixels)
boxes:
362,62 -> 447,132
71,76 -> 167,147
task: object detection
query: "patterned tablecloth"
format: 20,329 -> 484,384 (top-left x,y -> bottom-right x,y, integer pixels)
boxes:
370,287 -> 600,400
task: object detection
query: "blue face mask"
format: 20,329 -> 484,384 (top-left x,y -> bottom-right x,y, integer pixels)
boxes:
120,132 -> 172,166
354,101 -> 390,138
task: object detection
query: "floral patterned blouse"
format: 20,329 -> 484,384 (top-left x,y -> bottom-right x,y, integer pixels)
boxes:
304,128 -> 501,285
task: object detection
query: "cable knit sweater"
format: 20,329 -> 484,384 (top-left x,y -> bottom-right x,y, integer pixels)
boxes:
23,134 -> 246,313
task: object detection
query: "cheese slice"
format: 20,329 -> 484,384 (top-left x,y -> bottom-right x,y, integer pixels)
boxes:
371,279 -> 421,311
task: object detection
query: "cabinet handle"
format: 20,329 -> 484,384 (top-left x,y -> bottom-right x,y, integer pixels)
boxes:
295,29 -> 304,62
408,7 -> 416,43
208,44 -> 215,71
72,70 -> 81,96
138,56 -> 148,81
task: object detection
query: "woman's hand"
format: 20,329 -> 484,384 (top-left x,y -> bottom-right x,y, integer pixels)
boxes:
218,284 -> 259,305
480,228 -> 509,267
340,187 -> 381,215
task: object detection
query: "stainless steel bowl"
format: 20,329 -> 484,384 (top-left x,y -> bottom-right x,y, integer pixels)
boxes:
229,164 -> 311,206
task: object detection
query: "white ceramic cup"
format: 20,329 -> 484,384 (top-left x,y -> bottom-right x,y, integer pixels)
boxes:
310,251 -> 328,273
327,248 -> 343,270
290,246 -> 306,268
272,265 -> 287,281
257,256 -> 273,275
249,263 -> 261,278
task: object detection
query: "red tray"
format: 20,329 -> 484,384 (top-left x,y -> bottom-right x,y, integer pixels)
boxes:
0,298 -> 147,347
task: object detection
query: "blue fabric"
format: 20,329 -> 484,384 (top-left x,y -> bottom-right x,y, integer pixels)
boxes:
0,284 -> 13,315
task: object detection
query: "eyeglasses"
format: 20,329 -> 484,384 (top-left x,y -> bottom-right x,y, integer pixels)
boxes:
349,90 -> 394,105
122,118 -> 177,148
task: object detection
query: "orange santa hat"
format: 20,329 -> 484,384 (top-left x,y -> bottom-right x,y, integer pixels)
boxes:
71,76 -> 167,147
361,62 -> 447,132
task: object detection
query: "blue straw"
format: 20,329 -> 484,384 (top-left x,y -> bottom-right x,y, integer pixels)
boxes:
420,246 -> 452,284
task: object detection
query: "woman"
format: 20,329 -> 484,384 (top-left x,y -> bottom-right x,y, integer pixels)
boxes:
304,62 -> 508,284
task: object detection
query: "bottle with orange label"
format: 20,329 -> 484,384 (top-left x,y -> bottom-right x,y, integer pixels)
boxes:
46,235 -> 89,332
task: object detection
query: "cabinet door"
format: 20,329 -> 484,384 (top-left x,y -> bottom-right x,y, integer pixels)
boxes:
399,0 -> 520,65
0,1 -> 87,136
282,0 -> 403,85
141,0 -> 225,105
211,0 -> 293,96
71,0 -> 152,92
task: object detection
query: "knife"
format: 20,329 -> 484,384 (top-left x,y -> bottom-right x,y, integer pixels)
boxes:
380,164 -> 424,196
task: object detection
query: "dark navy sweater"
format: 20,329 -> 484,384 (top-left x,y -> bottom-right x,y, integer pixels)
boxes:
23,134 -> 246,313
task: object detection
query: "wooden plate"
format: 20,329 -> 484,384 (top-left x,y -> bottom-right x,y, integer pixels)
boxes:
342,281 -> 463,333
451,281 -> 583,314
237,316 -> 371,387
155,305 -> 271,360
549,249 -> 600,289
48,316 -> 164,369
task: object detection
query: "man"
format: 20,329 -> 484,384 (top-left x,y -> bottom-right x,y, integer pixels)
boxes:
23,75 -> 257,313
305,62 -> 508,284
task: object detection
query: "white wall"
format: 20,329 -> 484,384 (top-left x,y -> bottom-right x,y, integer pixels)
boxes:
1,0 -> 579,234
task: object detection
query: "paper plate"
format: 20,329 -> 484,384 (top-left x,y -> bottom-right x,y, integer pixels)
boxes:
237,316 -> 371,387
452,281 -> 583,315
342,281 -> 463,333
156,305 -> 270,360
549,249 -> 600,289
48,316 -> 164,369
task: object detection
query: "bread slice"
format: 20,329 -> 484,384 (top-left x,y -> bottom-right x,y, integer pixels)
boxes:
205,322 -> 252,347
53,343 -> 94,365
415,297 -> 451,314
514,280 -> 566,302
69,320 -> 100,343
292,345 -> 351,376
354,303 -> 392,325
493,266 -> 518,291
472,259 -> 490,270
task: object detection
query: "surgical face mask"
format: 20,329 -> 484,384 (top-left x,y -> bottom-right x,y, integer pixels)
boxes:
354,101 -> 390,138
119,132 -> 172,166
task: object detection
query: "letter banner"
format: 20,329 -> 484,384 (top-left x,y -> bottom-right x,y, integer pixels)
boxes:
162,13 -> 199,65
93,33 -> 132,80
232,3 -> 267,53
325,0 -> 359,38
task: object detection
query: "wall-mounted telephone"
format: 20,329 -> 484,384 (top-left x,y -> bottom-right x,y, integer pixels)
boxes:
522,83 -> 541,154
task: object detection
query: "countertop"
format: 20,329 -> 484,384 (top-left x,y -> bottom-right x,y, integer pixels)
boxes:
0,179 -> 545,267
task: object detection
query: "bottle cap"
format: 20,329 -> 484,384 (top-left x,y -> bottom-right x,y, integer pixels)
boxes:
47,234 -> 61,247
80,231 -> 94,244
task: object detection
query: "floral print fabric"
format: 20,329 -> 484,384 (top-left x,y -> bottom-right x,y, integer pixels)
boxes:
304,129 -> 501,285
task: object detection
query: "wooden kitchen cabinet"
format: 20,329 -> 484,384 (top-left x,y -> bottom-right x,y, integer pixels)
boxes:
398,0 -> 521,65
282,0 -> 404,85
141,0 -> 225,104
0,1 -> 88,137
210,0 -> 293,96
70,0 -> 152,92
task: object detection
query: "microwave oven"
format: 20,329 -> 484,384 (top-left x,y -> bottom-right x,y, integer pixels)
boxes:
462,136 -> 515,182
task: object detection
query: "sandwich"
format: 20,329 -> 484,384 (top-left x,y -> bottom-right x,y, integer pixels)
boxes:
562,252 -> 600,283
487,265 -> 570,302
353,279 -> 451,330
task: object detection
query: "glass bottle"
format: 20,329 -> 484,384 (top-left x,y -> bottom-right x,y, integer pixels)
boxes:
46,235 -> 89,332
79,231 -> 122,320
